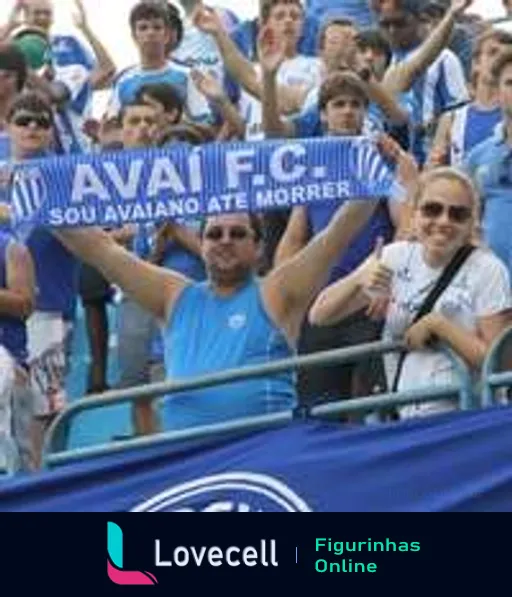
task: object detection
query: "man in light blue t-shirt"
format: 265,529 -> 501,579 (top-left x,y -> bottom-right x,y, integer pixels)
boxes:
54,191 -> 383,434
464,50 -> 512,282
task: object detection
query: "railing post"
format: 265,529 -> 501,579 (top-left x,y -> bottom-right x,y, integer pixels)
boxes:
440,346 -> 475,410
481,325 -> 512,408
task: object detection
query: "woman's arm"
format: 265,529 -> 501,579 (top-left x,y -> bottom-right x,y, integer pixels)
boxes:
309,239 -> 393,326
406,311 -> 512,369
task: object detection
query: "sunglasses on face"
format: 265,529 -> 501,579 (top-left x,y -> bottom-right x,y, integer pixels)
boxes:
12,113 -> 52,130
419,201 -> 472,224
204,226 -> 252,242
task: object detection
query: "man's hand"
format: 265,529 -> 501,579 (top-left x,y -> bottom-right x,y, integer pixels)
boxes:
193,5 -> 224,37
258,26 -> 286,75
426,145 -> 448,170
377,134 -> 419,191
9,0 -> 26,28
191,69 -> 225,103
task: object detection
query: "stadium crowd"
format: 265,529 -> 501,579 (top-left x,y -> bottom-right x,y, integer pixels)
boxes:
1,0 -> 512,473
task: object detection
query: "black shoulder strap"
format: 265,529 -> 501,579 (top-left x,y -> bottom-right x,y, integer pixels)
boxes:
391,244 -> 476,393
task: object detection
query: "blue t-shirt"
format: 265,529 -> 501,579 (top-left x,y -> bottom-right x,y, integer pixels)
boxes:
464,125 -> 512,278
292,99 -> 384,138
0,233 -> 27,364
26,227 -> 78,318
450,104 -> 502,166
161,277 -> 296,430
162,218 -> 206,282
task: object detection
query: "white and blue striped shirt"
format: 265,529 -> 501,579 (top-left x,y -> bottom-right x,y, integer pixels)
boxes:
391,47 -> 469,163
49,34 -> 96,155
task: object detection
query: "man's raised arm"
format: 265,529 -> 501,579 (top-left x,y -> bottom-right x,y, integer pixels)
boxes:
383,0 -> 473,95
54,227 -> 189,322
261,27 -> 296,138
264,199 -> 377,343
193,6 -> 261,100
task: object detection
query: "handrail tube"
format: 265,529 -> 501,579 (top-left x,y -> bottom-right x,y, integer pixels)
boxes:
481,325 -> 512,407
46,411 -> 294,468
46,340 -> 404,453
483,372 -> 512,389
45,383 -> 461,469
45,339 -> 475,457
311,384 -> 462,417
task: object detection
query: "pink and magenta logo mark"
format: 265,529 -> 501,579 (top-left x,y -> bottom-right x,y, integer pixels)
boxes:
107,522 -> 158,585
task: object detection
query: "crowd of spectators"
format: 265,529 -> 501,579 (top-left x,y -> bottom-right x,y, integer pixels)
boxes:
1,0 -> 512,473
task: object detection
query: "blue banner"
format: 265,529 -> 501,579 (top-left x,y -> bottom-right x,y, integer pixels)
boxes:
10,137 -> 396,231
1,406 -> 511,511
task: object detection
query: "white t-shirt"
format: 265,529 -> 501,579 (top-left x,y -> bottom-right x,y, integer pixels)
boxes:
381,241 -> 511,416
240,55 -> 323,141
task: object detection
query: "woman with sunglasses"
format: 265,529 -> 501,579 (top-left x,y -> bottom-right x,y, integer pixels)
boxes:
309,167 -> 512,418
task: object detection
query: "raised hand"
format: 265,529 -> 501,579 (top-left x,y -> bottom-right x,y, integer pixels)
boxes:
192,5 -> 224,37
377,133 -> 419,190
258,25 -> 286,75
191,69 -> 224,102
7,0 -> 27,29
427,145 -> 448,170
359,237 -> 392,295
73,0 -> 88,31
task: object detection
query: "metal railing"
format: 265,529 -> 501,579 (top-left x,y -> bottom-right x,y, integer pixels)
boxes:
481,325 -> 512,407
43,339 -> 475,468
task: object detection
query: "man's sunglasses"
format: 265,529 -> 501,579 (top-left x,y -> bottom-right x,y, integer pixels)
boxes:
204,226 -> 252,241
419,201 -> 472,224
12,113 -> 52,130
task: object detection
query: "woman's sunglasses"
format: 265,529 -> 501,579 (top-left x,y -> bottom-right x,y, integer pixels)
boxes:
419,201 -> 472,224
12,113 -> 52,130
204,226 -> 252,242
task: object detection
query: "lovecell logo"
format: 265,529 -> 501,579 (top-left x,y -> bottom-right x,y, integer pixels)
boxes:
107,522 -> 158,585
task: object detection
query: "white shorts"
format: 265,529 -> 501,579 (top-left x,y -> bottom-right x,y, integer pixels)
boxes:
27,312 -> 71,417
